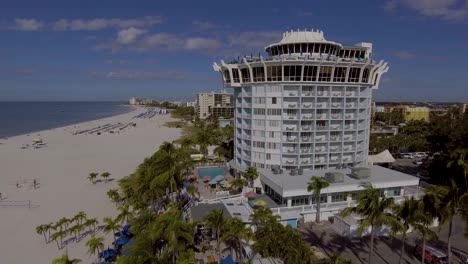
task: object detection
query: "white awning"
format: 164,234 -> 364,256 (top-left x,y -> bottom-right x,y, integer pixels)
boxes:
368,150 -> 396,164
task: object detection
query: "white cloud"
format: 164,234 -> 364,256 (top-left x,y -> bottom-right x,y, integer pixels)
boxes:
14,18 -> 43,31
192,20 -> 220,30
184,37 -> 221,50
117,27 -> 146,44
90,70 -> 187,80
228,31 -> 281,51
385,0 -> 468,21
394,50 -> 416,60
10,16 -> 163,31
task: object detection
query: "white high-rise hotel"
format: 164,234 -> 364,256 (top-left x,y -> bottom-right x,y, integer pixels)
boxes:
214,30 -> 388,171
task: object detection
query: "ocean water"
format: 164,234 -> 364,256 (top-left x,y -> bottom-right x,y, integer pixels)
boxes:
0,102 -> 132,138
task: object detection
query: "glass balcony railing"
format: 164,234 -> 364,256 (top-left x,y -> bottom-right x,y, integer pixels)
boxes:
302,103 -> 313,108
301,114 -> 314,120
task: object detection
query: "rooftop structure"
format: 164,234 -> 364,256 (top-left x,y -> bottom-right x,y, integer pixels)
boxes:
213,29 -> 389,171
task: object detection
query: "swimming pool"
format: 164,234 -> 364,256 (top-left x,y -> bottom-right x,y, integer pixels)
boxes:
198,167 -> 225,179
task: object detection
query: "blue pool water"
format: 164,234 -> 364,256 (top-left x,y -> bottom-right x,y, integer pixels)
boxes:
198,167 -> 225,179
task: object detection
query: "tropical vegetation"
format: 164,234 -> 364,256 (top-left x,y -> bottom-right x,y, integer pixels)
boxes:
307,176 -> 330,223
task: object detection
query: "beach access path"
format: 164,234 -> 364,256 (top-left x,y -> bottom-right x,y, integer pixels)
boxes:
0,108 -> 180,264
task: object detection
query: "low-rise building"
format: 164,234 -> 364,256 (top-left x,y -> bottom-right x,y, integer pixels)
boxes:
460,103 -> 468,118
404,106 -> 430,122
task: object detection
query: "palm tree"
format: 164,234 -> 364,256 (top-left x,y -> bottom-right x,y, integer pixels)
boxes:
103,217 -> 121,244
86,235 -> 105,261
68,224 -> 80,240
204,209 -> 227,261
50,230 -> 64,250
84,218 -> 99,233
177,249 -> 197,264
392,197 -> 426,264
448,148 -> 468,189
250,208 -> 279,228
307,176 -> 330,223
101,172 -> 111,183
87,172 -> 98,184
36,224 -> 48,243
44,222 -> 54,243
415,194 -> 439,264
244,167 -> 259,188
230,177 -> 246,193
57,217 -> 69,231
340,182 -> 400,264
425,178 -> 468,264
185,184 -> 200,199
222,218 -> 253,263
107,189 -> 122,205
74,211 -> 87,225
116,204 -> 134,225
52,250 -> 81,264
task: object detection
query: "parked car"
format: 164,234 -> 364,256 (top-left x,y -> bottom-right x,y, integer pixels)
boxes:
414,161 -> 423,166
413,244 -> 449,264
401,153 -> 414,159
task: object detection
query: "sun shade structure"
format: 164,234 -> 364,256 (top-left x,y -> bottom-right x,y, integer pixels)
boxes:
245,191 -> 257,197
208,175 -> 225,185
368,149 -> 396,164
203,176 -> 211,182
220,255 -> 236,264
255,199 -> 267,207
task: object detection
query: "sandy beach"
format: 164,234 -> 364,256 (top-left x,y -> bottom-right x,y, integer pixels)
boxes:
0,108 -> 180,263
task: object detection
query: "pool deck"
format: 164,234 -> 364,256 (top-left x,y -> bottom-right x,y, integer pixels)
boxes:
190,166 -> 234,200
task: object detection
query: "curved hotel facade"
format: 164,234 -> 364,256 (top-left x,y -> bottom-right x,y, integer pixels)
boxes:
214,30 -> 388,171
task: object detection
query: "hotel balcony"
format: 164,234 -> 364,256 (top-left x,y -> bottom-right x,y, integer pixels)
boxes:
301,103 -> 314,108
242,102 -> 252,108
342,156 -> 353,162
331,91 -> 344,97
241,143 -> 251,150
344,125 -> 355,130
358,123 -> 367,130
359,103 -> 368,108
316,126 -> 329,131
284,91 -> 299,97
331,114 -> 343,120
284,125 -> 298,131
283,147 -> 298,154
316,103 -> 329,109
284,102 -> 299,108
241,134 -> 252,140
300,148 -> 312,153
358,113 -> 368,119
242,92 -> 252,97
301,136 -> 312,142
331,103 -> 343,108
315,158 -> 327,164
343,135 -> 355,141
302,91 -> 315,97
315,147 -> 328,153
283,159 -> 297,165
357,134 -> 366,141
283,136 -> 299,143
242,113 -> 252,118
346,91 -> 357,97
330,124 -> 343,130
345,114 -> 355,119
345,103 -> 357,108
316,91 -> 329,97
329,155 -> 341,163
301,158 -> 312,164
330,136 -> 342,142
317,114 -> 330,120
284,114 -> 299,120
315,135 -> 328,142
301,125 -> 313,131
357,144 -> 366,151
329,145 -> 341,152
343,145 -> 355,152
301,114 -> 314,120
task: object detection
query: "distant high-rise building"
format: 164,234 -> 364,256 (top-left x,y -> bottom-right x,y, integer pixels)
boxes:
196,90 -> 234,119
460,103 -> 468,118
213,29 -> 388,170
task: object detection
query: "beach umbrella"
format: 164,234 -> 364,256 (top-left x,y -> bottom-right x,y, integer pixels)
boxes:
99,249 -> 117,260
113,236 -> 130,246
123,224 -> 131,235
254,199 -> 267,207
203,176 -> 211,182
32,137 -> 42,143
220,255 -> 235,264
219,179 -> 228,185
245,191 -> 256,198
222,183 -> 232,188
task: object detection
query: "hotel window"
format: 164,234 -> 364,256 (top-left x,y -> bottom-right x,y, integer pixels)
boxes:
348,67 -> 361,83
266,142 -> 280,149
241,68 -> 251,83
303,66 -> 318,81
223,70 -> 231,83
333,67 -> 347,82
311,194 -> 327,204
253,108 -> 265,115
291,196 -> 309,206
284,65 -> 302,81
266,153 -> 271,160
267,66 -> 282,81
272,97 -> 277,104
267,108 -> 281,115
301,43 -> 307,54
385,187 -> 401,197
253,97 -> 266,104
267,131 -> 277,138
252,67 -> 265,82
362,68 -> 369,83
268,120 -> 280,127
253,119 -> 265,127
331,193 -> 346,202
318,66 -> 332,82
232,68 -> 240,83
253,141 -> 265,148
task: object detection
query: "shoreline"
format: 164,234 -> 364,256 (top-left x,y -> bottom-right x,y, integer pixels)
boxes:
0,109 -> 181,263
0,105 -> 138,141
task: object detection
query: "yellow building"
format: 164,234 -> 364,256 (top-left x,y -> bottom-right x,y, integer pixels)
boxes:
404,106 -> 430,122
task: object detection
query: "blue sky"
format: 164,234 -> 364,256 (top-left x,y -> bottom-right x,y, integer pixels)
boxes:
0,0 -> 467,102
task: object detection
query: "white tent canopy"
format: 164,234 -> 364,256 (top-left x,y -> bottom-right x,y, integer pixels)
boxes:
368,149 -> 396,164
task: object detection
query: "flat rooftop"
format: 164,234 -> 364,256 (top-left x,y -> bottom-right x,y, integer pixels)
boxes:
190,203 -> 232,221
259,165 -> 419,197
